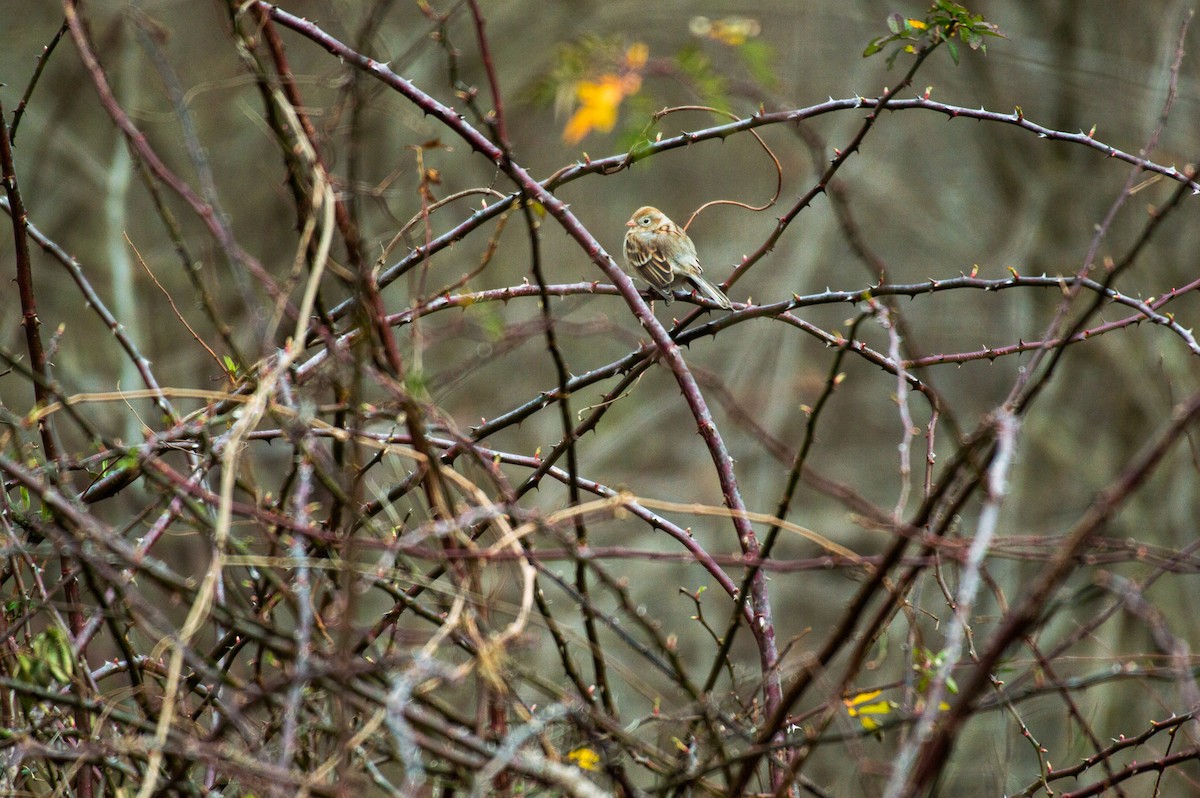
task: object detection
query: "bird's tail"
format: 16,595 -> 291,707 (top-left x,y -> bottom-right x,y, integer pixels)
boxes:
687,274 -> 734,310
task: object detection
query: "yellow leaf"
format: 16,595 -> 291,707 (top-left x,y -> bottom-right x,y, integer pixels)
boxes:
562,74 -> 641,144
844,690 -> 894,733
625,42 -> 649,70
690,16 -> 761,46
568,746 -> 601,771
563,78 -> 620,143
712,17 -> 761,46
844,689 -> 882,711
858,713 -> 885,733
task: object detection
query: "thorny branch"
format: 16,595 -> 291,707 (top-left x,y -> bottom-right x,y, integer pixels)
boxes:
1,4 -> 1198,797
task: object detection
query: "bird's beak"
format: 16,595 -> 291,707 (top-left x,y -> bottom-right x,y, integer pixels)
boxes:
625,220 -> 635,227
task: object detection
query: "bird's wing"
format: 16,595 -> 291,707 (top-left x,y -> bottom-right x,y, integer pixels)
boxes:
624,235 -> 674,289
668,229 -> 704,277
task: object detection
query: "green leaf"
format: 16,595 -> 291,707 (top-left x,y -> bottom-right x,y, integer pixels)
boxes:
865,3 -> 1002,66
675,44 -> 730,111
15,652 -> 35,681
738,39 -> 777,88
46,651 -> 72,684
623,136 -> 656,164
471,304 -> 507,342
404,369 -> 429,399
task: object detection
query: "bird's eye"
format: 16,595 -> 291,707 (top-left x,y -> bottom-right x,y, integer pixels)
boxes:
639,216 -> 651,225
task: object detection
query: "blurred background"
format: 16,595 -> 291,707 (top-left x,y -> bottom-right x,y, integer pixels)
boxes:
2,1 -> 1200,794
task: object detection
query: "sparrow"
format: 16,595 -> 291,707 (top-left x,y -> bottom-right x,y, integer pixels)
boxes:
623,206 -> 733,309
